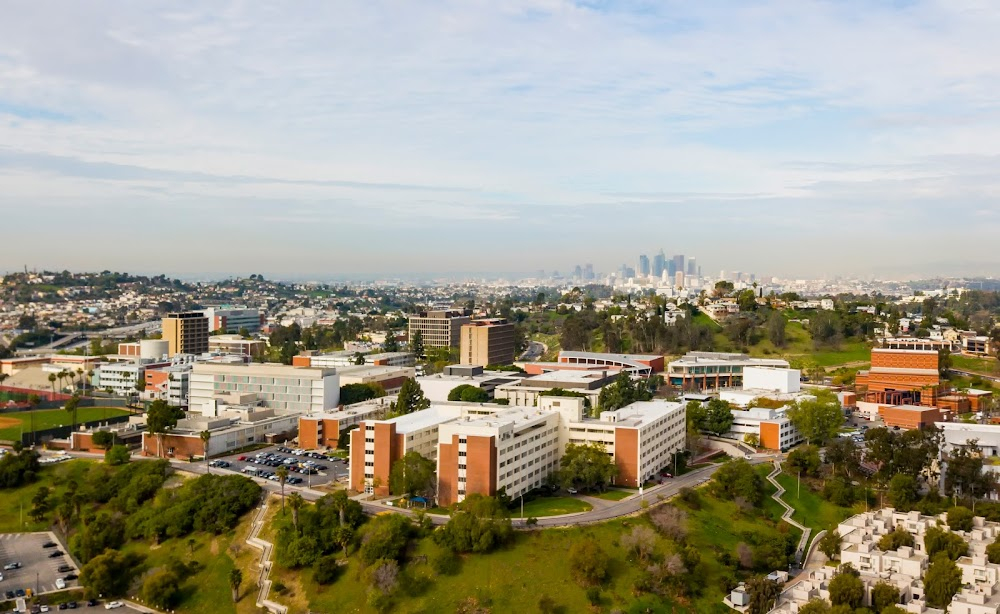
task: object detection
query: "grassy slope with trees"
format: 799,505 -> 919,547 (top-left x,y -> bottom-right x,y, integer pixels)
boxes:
0,458 -> 262,614
268,459 -> 803,614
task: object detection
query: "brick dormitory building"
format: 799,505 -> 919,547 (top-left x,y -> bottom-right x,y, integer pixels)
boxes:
349,395 -> 686,506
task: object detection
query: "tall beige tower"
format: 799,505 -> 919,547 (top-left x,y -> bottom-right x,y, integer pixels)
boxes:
460,319 -> 516,367
162,312 -> 210,356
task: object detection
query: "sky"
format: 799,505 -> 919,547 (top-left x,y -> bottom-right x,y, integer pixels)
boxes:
1,0 -> 1000,280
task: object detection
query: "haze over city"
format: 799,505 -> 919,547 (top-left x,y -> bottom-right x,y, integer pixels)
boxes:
2,1 -> 1000,278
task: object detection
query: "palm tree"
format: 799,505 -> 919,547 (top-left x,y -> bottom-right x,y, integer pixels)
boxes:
276,465 -> 289,514
288,492 -> 304,531
76,368 -> 84,391
200,430 -> 211,473
229,568 -> 242,603
64,394 -> 80,433
48,373 -> 57,395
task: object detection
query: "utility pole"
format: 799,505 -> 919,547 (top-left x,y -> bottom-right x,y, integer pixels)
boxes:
797,470 -> 801,499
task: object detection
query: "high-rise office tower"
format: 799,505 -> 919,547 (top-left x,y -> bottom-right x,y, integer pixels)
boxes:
687,257 -> 697,277
584,264 -> 595,280
667,259 -> 676,278
675,271 -> 685,288
672,255 -> 685,277
653,251 -> 665,278
573,265 -> 583,279
638,254 -> 650,277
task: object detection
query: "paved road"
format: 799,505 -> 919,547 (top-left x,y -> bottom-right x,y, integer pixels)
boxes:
518,341 -> 546,362
948,368 -> 1000,383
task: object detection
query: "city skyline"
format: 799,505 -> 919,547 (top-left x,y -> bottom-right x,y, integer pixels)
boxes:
2,2 -> 1000,278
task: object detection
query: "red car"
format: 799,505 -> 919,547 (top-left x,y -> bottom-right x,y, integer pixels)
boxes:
238,456 -> 247,461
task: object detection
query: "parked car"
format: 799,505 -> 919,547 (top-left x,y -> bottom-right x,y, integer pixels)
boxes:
42,541 -> 57,548
105,601 -> 124,609
2,563 -> 20,570
63,574 -> 78,581
55,578 -> 66,590
86,600 -> 98,607
67,603 -> 77,610
567,487 -> 578,495
57,565 -> 72,573
48,550 -> 63,558
4,590 -> 14,599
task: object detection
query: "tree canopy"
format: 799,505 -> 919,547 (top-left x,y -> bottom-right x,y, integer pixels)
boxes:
391,378 -> 430,415
434,494 -> 513,554
711,459 -> 765,507
340,382 -> 386,406
558,442 -> 618,492
786,392 -> 844,445
447,384 -> 490,403
388,451 -> 436,500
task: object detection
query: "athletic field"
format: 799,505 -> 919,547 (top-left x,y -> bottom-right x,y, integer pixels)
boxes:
0,407 -> 131,441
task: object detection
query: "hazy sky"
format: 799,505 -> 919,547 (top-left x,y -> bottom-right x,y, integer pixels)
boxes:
2,1 -> 999,280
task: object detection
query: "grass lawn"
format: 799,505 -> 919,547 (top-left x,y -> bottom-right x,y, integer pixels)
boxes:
592,489 -> 633,502
303,517 -> 686,614
773,471 -> 860,541
122,531 -> 239,614
516,496 -> 592,517
952,354 -> 1000,375
0,459 -> 96,532
0,407 -> 131,441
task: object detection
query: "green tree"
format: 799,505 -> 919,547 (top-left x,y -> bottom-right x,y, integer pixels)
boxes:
787,444 -> 822,477
91,430 -> 115,451
824,438 -> 862,478
288,492 -> 304,531
786,392 -> 844,445
711,459 -> 765,507
411,330 -> 424,358
80,550 -> 142,598
887,474 -> 919,511
146,400 -> 184,457
947,506 -> 975,532
142,568 -> 181,610
745,576 -> 782,614
766,312 -> 786,347
48,372 -> 57,395
354,352 -> 366,365
871,580 -> 900,614
105,445 -> 130,466
924,525 -> 968,560
388,451 -> 436,500
798,599 -> 831,614
359,513 -> 411,565
200,430 -> 211,473
391,378 -> 430,415
987,535 -> 1000,564
945,440 -> 997,498
382,329 -> 399,353
829,564 -> 864,609
277,465 -> 289,513
447,384 -> 489,403
340,383 -> 386,406
568,538 -> 609,587
64,394 -> 81,432
818,529 -> 842,561
877,527 -> 914,552
702,398 -> 735,436
924,553 -> 962,608
597,371 -> 652,412
29,486 -> 51,522
558,442 -> 619,492
229,568 -> 243,603
434,494 -> 513,554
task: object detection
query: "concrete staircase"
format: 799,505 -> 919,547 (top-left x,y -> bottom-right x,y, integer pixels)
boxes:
766,460 -> 811,565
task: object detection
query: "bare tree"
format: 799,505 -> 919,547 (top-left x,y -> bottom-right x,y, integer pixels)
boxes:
650,505 -> 688,541
620,525 -> 657,563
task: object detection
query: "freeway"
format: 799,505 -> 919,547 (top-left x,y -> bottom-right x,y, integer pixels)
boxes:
14,321 -> 163,355
948,368 -> 1000,383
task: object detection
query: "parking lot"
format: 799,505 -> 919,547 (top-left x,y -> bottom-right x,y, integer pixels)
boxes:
213,444 -> 350,488
0,532 -> 79,599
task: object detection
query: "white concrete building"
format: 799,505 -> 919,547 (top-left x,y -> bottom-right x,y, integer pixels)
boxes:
493,370 -> 616,408
93,361 -> 147,397
188,363 -> 340,415
416,364 -> 525,402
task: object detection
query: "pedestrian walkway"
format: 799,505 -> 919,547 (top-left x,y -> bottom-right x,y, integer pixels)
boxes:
766,460 -> 811,565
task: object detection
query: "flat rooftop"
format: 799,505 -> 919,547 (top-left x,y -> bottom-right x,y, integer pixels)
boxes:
872,348 -> 939,355
600,400 -> 684,428
337,365 -> 411,377
517,370 -> 612,386
386,405 -> 464,434
559,351 -> 661,361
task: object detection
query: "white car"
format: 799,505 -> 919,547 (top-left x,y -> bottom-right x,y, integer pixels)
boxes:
106,601 -> 124,609
40,606 -> 50,612
55,578 -> 66,589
